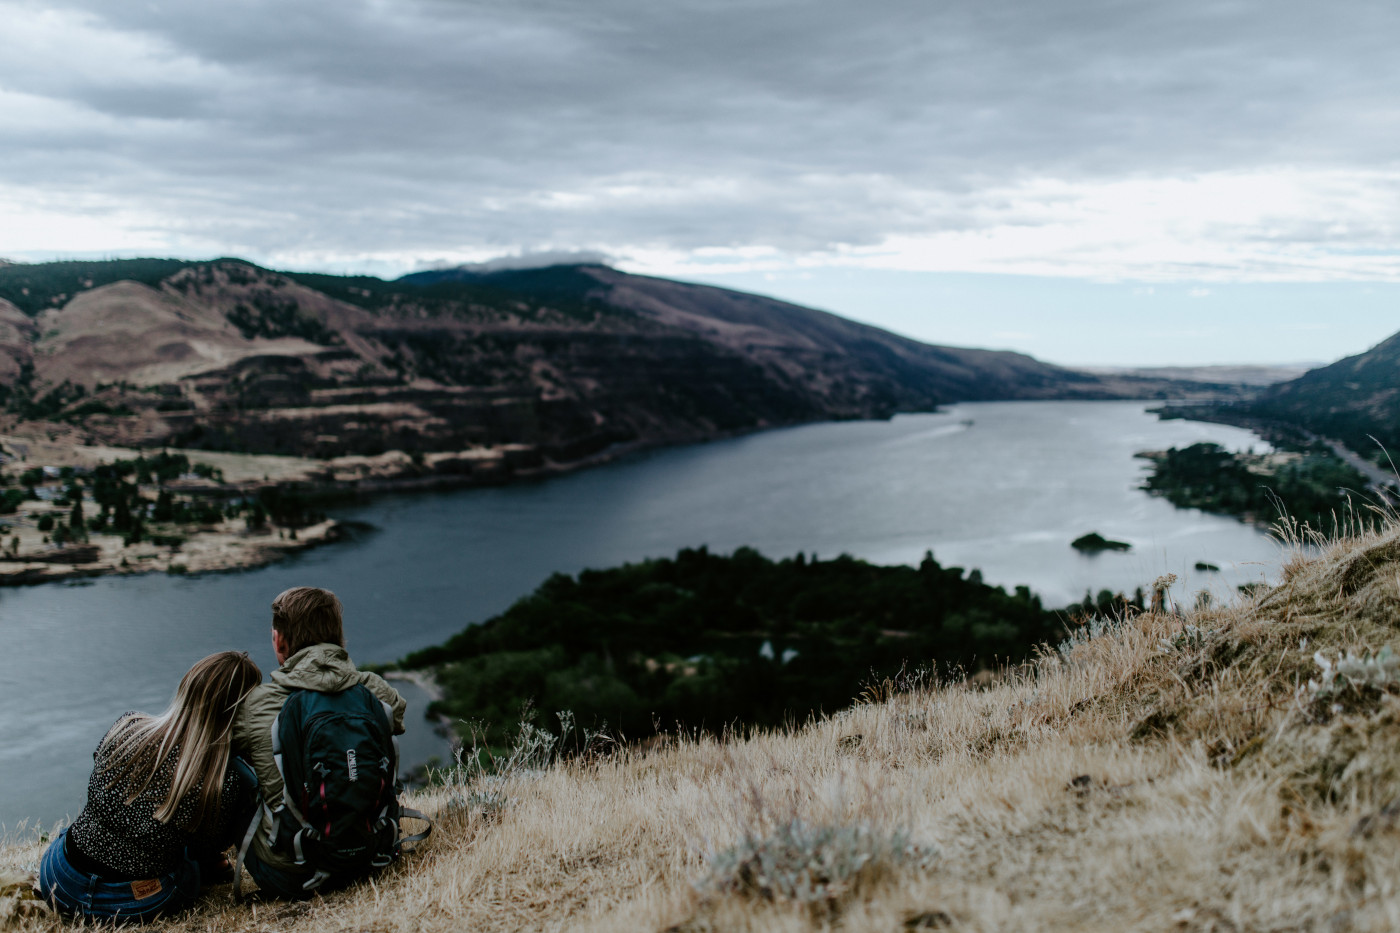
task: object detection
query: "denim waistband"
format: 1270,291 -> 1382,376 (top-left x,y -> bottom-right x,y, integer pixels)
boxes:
40,828 -> 197,923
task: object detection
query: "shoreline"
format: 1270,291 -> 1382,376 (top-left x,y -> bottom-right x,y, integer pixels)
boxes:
0,400 -> 1241,589
0,518 -> 346,587
0,420 -> 826,588
1152,403 -> 1397,491
0,431 -> 667,588
382,669 -> 461,751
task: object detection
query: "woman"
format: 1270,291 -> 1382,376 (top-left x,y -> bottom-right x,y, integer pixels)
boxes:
39,651 -> 263,923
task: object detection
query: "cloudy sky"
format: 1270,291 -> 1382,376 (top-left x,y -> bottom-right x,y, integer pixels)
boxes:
3,0 -> 1398,366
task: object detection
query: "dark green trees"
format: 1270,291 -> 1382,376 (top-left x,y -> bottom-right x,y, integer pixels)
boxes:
401,547 -> 1064,747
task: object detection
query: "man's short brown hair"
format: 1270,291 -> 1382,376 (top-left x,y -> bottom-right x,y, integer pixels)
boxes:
271,586 -> 345,656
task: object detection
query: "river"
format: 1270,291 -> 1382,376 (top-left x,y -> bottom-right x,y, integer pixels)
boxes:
0,401 -> 1284,828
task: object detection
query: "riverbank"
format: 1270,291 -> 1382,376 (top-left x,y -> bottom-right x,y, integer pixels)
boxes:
0,433 -> 348,585
0,430 -> 657,587
382,669 -> 460,756
0,517 -> 344,586
1151,403 -> 1398,489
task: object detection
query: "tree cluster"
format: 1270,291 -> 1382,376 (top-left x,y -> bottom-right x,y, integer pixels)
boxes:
1142,442 -> 1373,529
400,546 -> 1067,748
0,453 -> 266,547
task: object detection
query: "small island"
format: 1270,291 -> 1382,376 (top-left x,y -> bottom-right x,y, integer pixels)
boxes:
1071,531 -> 1133,553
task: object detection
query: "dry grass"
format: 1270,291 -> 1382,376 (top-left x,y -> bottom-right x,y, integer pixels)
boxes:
0,433 -> 327,484
9,521 -> 1400,931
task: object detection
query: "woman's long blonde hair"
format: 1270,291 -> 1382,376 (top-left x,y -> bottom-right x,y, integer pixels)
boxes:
102,651 -> 262,827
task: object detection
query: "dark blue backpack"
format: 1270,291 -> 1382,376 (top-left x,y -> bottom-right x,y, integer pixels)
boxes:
234,684 -> 430,897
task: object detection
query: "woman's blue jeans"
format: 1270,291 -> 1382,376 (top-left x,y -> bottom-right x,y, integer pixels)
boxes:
38,827 -> 201,924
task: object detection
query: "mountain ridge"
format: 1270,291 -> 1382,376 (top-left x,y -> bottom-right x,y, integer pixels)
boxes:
0,258 -> 1249,475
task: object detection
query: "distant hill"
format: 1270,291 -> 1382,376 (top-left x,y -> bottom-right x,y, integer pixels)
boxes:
0,259 -> 1248,469
1247,329 -> 1400,460
1084,363 -> 1317,387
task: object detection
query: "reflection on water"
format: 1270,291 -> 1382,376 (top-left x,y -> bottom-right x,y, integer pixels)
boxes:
0,401 -> 1283,826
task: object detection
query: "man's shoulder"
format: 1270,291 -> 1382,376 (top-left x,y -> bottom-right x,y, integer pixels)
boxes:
356,669 -> 401,697
243,678 -> 292,708
233,680 -> 290,737
351,668 -> 407,733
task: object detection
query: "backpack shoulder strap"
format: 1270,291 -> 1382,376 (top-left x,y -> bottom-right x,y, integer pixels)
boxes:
270,696 -> 315,830
231,801 -> 271,902
398,807 -> 434,848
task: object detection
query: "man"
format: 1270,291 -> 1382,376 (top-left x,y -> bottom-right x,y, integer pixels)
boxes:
232,586 -> 406,898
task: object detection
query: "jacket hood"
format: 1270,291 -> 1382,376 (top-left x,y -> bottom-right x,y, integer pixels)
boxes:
270,643 -> 361,693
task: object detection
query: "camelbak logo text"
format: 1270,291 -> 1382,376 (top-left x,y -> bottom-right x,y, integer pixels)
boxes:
347,749 -> 358,782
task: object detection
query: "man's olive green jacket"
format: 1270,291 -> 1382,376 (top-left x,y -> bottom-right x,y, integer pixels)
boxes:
232,643 -> 406,875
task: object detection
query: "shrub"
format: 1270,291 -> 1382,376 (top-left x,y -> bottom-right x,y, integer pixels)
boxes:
1159,624 -> 1205,654
435,709 -> 612,820
699,819 -> 936,907
1307,646 -> 1399,703
1057,614 -> 1130,661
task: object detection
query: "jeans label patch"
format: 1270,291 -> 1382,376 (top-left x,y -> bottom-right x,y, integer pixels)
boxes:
130,878 -> 162,900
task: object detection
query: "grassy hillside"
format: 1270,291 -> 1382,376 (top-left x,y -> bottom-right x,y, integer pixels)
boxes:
7,519 -> 1400,930
1251,329 -> 1400,460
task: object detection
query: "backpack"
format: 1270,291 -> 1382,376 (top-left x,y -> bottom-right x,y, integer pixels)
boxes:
233,684 -> 431,897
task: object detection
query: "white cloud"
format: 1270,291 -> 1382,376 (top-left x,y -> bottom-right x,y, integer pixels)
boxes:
623,169 -> 1400,283
0,184 -> 176,255
3,0 -> 1399,282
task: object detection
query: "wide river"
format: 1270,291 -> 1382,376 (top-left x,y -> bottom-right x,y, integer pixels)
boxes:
0,401 -> 1284,828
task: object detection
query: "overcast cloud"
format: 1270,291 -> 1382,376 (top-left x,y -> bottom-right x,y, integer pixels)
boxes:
2,0 -> 1399,286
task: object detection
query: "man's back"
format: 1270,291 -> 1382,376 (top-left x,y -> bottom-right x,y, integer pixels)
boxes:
233,643 -> 406,879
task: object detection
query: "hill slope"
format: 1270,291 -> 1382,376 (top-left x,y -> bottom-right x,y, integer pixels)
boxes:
0,260 -> 1242,473
6,523 -> 1399,930
1250,328 -> 1400,459
409,264 -> 1109,404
